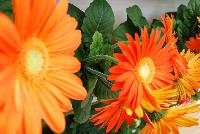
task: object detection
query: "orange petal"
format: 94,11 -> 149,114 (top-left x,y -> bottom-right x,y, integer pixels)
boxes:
50,55 -> 81,73
13,0 -> 30,38
44,15 -> 77,43
47,30 -> 81,54
36,88 -> 66,133
40,0 -> 68,38
45,71 -> 87,100
27,0 -> 55,36
0,13 -> 21,58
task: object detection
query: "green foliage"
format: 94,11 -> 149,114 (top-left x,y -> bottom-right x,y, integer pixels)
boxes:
81,0 -> 115,43
126,5 -> 149,29
151,19 -> 163,30
113,21 -> 136,41
175,0 -> 200,51
0,0 -> 13,19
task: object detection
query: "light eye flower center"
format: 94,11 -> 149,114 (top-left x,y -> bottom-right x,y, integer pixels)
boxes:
18,37 -> 49,80
135,57 -> 155,84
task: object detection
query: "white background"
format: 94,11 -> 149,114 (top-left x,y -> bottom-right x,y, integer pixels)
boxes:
69,0 -> 200,133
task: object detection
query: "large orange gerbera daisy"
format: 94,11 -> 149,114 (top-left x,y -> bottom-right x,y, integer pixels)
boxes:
107,27 -> 176,111
186,34 -> 200,51
174,50 -> 200,101
141,103 -> 200,134
0,0 -> 87,133
91,99 -> 151,133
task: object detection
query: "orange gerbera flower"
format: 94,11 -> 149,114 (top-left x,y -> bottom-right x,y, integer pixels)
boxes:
174,50 -> 200,101
91,99 -> 151,133
161,14 -> 175,42
141,103 -> 200,134
161,14 -> 188,78
0,0 -> 87,133
108,27 -> 176,111
186,34 -> 200,51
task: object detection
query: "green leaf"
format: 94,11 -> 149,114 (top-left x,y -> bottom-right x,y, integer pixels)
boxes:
89,31 -> 104,56
74,95 -> 93,124
94,79 -> 118,100
99,44 -> 115,70
81,0 -> 115,43
81,74 -> 98,108
68,3 -> 85,28
84,55 -> 118,65
113,20 -> 138,41
126,5 -> 148,29
0,0 -> 13,19
151,19 -> 163,30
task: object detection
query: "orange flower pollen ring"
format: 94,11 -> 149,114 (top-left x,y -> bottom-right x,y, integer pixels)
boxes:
17,37 -> 49,80
134,57 -> 155,84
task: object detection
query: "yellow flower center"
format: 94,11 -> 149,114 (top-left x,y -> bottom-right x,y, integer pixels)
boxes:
124,106 -> 133,116
134,57 -> 155,84
18,37 -> 49,80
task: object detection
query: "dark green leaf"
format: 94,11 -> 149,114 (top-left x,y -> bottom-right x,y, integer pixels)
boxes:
81,74 -> 98,108
68,3 -> 85,28
126,5 -> 148,29
74,95 -> 93,124
81,0 -> 115,43
94,79 -> 118,100
151,19 -> 163,29
0,0 -> 13,19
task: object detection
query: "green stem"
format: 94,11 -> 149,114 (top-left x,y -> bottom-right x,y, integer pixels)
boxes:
86,67 -> 113,88
84,55 -> 118,64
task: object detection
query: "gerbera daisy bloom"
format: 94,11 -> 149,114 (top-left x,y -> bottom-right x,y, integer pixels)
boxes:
161,14 -> 175,42
186,34 -> 200,52
140,103 -> 200,134
174,50 -> 200,101
0,0 -> 87,133
91,99 -> 151,133
161,14 -> 188,78
107,27 -> 176,111
141,85 -> 179,113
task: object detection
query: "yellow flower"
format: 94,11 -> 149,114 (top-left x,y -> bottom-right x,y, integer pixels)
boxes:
174,50 -> 200,101
141,103 -> 200,134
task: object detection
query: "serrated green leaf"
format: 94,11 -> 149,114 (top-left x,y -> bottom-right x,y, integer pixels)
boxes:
74,95 -> 93,124
99,44 -> 114,70
68,3 -> 85,28
89,31 -> 104,56
81,0 -> 114,43
94,79 -> 118,100
126,5 -> 148,29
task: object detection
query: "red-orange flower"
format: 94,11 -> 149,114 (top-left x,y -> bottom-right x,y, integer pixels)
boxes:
108,27 -> 176,111
0,0 -> 87,133
186,34 -> 200,51
161,14 -> 188,78
161,15 -> 175,42
91,99 -> 151,133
